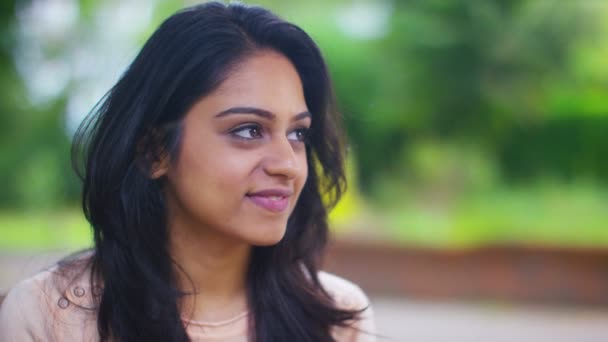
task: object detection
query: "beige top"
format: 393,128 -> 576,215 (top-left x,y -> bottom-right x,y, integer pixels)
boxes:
0,263 -> 375,341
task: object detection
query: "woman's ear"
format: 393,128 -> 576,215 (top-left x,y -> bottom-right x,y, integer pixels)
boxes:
149,155 -> 169,179
136,129 -> 170,179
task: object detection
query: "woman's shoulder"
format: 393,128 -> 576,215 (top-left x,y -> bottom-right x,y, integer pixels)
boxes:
318,271 -> 371,311
0,268 -> 49,341
0,253 -> 99,341
318,271 -> 377,341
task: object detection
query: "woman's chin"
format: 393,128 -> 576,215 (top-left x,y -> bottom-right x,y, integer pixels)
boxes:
246,227 -> 287,247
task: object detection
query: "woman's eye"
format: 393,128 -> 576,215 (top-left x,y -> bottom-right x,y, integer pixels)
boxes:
231,125 -> 263,139
287,128 -> 309,142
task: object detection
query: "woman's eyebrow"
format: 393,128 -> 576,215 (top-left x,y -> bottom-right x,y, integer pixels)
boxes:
214,106 -> 311,121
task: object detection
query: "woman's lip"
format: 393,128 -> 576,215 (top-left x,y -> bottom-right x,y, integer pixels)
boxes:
247,189 -> 293,197
246,194 -> 289,213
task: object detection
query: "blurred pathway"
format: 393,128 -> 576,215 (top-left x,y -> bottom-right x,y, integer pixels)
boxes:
2,252 -> 608,341
371,295 -> 608,341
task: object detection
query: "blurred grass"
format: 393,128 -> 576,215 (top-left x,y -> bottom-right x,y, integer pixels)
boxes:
0,209 -> 91,252
382,182 -> 608,248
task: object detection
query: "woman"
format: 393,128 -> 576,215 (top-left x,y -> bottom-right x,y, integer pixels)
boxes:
0,2 -> 375,341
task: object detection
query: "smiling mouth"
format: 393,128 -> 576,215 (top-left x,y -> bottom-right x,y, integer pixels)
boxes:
246,189 -> 293,213
246,194 -> 289,213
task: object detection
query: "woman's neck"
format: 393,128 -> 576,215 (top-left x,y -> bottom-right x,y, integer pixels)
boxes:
168,215 -> 252,322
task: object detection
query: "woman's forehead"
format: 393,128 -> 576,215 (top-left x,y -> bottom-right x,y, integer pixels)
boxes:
197,51 -> 308,116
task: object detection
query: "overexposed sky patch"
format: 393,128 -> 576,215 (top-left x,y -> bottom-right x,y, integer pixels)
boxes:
336,0 -> 392,40
15,0 -> 156,136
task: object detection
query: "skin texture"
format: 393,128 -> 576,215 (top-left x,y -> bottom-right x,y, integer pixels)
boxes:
154,49 -> 310,321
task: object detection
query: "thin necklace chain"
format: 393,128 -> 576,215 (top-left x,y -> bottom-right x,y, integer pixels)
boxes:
182,310 -> 249,327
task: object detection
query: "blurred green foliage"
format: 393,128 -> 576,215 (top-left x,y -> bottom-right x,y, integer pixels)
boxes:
1,0 -> 607,247
319,0 -> 608,190
0,0 -> 77,208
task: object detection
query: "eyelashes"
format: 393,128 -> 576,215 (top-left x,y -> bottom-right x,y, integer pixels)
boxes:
287,127 -> 310,142
230,124 -> 263,140
229,123 -> 310,143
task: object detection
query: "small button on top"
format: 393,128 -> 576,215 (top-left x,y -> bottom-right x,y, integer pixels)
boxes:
57,297 -> 70,309
73,286 -> 85,297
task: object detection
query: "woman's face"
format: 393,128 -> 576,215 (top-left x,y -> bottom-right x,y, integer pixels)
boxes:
159,50 -> 310,246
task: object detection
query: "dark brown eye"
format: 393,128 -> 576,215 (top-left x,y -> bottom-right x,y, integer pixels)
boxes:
231,124 -> 263,139
288,128 -> 309,142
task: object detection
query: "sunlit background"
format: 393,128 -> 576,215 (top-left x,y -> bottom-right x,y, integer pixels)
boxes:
2,0 -> 608,340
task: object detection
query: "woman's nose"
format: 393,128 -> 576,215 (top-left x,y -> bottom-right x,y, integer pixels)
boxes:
262,137 -> 302,179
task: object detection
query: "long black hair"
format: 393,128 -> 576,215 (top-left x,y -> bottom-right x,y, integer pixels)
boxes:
72,2 -> 358,341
